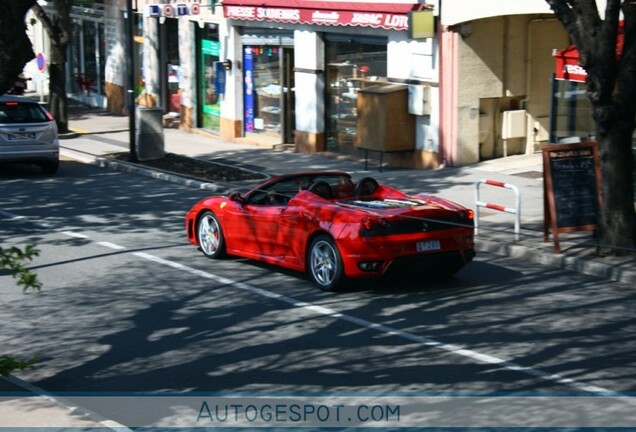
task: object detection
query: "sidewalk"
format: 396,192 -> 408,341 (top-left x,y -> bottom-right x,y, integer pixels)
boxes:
58,100 -> 635,286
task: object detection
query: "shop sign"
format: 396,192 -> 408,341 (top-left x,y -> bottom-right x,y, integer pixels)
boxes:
224,6 -> 409,30
147,3 -> 200,17
554,45 -> 587,83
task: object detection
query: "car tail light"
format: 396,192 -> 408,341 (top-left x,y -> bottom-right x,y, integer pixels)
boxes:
361,216 -> 388,231
4,102 -> 18,106
44,110 -> 55,121
360,216 -> 390,237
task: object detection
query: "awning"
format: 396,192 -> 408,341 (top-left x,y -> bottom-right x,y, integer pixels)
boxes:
222,0 -> 419,31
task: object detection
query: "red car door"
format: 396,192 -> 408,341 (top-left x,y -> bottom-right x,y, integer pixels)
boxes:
223,203 -> 284,258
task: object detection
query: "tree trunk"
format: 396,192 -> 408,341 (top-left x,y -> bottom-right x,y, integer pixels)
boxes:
596,124 -> 636,255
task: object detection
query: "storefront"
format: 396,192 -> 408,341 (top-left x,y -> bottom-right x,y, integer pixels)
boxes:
28,1 -> 110,108
128,0 -> 221,132
222,0 -> 434,163
69,13 -> 108,107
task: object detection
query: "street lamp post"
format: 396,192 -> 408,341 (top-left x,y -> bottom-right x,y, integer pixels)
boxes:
126,0 -> 137,161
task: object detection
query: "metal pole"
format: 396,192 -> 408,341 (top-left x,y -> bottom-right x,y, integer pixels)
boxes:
126,0 -> 137,161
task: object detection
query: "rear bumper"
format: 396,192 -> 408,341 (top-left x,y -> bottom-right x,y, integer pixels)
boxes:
0,147 -> 59,164
338,228 -> 475,278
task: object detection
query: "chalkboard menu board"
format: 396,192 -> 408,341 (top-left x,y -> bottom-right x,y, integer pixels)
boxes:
543,142 -> 602,253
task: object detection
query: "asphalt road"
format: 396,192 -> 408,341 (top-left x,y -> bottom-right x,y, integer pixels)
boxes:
2,160 -> 636,427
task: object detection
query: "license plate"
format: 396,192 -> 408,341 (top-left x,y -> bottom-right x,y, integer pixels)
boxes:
7,132 -> 36,140
416,240 -> 441,252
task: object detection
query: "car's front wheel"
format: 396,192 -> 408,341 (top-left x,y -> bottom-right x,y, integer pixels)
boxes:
308,235 -> 345,291
197,211 -> 226,258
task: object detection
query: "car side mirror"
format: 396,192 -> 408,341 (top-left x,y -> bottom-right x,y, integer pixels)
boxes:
229,192 -> 244,203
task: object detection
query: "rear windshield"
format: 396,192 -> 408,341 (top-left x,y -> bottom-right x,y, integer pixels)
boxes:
0,102 -> 49,124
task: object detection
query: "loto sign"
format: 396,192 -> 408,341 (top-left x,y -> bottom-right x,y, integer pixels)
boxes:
147,3 -> 200,17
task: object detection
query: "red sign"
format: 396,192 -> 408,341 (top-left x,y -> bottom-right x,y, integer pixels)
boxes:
554,20 -> 624,83
223,1 -> 417,31
554,45 -> 587,83
225,6 -> 409,30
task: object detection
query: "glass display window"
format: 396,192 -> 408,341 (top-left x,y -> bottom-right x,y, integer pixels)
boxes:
199,25 -> 221,132
244,45 -> 283,137
325,36 -> 388,153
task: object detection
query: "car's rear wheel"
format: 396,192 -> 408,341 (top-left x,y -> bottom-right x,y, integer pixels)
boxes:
308,235 -> 345,291
197,211 -> 226,258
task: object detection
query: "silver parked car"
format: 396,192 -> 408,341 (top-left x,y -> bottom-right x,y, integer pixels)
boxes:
0,95 -> 59,174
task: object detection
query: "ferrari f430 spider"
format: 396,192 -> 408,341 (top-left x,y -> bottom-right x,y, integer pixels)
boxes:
186,172 -> 475,290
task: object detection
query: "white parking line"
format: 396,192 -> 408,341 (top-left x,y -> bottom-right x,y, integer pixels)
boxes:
131,251 -> 621,397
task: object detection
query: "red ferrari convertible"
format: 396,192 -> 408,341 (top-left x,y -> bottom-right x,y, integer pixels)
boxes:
185,171 -> 475,290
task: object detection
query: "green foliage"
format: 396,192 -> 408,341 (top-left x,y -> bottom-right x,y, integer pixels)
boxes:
1,245 -> 41,376
0,356 -> 38,377
0,245 -> 42,292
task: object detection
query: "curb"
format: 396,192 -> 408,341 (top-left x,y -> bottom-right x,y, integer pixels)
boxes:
478,239 -> 636,286
61,147 -> 226,192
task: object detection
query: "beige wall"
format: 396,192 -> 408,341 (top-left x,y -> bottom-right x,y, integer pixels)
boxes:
455,15 -> 569,165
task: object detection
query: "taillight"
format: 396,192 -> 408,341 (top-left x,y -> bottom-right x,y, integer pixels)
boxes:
361,216 -> 388,231
4,102 -> 18,106
44,110 -> 55,121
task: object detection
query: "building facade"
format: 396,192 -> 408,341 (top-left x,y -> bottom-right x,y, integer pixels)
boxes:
28,0 -> 609,168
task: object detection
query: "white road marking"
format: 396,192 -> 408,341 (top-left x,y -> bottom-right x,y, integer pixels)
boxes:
97,241 -> 126,250
61,231 -> 89,239
131,251 -> 621,397
3,375 -> 133,431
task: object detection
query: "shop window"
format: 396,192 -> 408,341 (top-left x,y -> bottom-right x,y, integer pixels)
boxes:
198,24 -> 220,132
244,46 -> 282,137
326,37 -> 388,153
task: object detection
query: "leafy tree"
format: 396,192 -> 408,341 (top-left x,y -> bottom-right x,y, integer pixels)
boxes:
0,245 -> 42,292
0,245 -> 41,376
0,0 -> 37,95
546,0 -> 636,255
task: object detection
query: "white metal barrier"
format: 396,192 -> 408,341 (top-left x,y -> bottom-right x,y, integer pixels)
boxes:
474,179 -> 521,241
